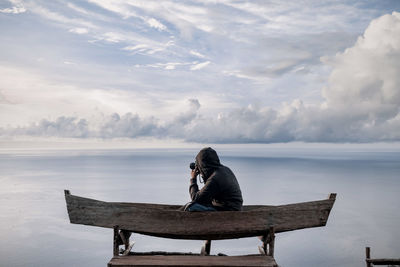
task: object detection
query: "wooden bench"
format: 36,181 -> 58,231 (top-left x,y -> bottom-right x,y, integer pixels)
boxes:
64,190 -> 336,266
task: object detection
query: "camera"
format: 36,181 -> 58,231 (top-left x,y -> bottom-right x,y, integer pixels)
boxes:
189,162 -> 196,170
189,162 -> 202,183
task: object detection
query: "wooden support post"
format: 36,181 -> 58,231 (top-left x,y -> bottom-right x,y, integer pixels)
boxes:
113,225 -> 119,256
262,234 -> 267,255
268,226 -> 275,257
205,240 -> 211,255
259,232 -> 267,255
366,247 -> 371,267
201,240 -> 211,256
119,230 -> 131,251
259,227 -> 275,257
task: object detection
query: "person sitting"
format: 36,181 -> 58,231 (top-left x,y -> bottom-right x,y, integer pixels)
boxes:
184,147 -> 243,212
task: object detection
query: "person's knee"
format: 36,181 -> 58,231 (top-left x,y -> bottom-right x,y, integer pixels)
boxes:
187,203 -> 216,211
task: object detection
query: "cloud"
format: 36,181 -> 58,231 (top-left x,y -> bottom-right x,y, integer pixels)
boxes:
190,61 -> 211,71
28,3 -> 96,29
24,2 -> 172,58
322,12 -> 400,111
190,50 -> 206,59
98,113 -> 161,138
0,0 -> 26,14
123,44 -> 148,51
1,117 -> 89,138
146,18 -> 167,31
3,12 -> 399,143
183,12 -> 400,143
63,61 -> 76,65
1,2 -> 399,144
7,0 -> 368,81
1,99 -> 201,139
318,12 -> 400,140
66,3 -> 89,15
123,44 -> 169,56
69,28 -> 89,35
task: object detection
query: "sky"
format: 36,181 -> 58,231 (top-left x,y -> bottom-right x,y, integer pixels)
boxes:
1,0 -> 400,144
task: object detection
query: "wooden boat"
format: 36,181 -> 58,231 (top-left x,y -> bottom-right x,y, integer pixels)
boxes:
64,190 -> 336,241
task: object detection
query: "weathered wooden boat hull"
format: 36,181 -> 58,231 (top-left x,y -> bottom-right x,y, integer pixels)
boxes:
65,190 -> 336,240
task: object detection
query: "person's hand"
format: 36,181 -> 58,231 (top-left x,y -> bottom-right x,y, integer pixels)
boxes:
191,168 -> 199,179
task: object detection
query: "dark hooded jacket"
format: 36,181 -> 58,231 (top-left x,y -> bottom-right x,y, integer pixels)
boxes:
189,147 -> 243,211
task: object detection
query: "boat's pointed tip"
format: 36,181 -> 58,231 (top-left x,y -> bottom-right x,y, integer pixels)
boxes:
64,189 -> 71,195
329,193 -> 337,200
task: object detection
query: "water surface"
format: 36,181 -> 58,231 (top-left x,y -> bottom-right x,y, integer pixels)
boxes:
0,146 -> 399,267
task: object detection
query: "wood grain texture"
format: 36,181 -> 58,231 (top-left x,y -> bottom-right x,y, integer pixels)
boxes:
65,190 -> 336,240
107,255 -> 278,267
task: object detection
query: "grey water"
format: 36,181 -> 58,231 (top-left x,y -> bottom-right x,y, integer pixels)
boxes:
0,145 -> 399,267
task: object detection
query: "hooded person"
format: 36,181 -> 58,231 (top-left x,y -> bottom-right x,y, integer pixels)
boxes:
185,147 -> 243,211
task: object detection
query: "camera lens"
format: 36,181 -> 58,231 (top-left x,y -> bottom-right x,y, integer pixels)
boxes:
189,162 -> 196,170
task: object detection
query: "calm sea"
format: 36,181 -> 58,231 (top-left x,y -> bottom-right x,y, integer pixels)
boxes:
0,145 -> 399,267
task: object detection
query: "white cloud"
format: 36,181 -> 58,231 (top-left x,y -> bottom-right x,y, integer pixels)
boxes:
1,2 -> 399,144
122,44 -> 162,55
98,113 -> 160,138
28,3 -> 96,29
190,61 -> 210,71
87,0 -> 138,19
146,18 -> 167,31
0,0 -> 26,14
6,117 -> 89,138
66,3 -> 89,15
185,12 -> 400,143
135,61 -> 194,70
165,64 -> 176,70
102,32 -> 125,43
3,12 -> 399,143
0,99 -> 201,139
63,61 -> 76,65
323,12 -> 400,110
69,28 -> 89,34
123,44 -> 148,51
190,50 -> 206,58
0,64 -> 176,127
321,12 -> 400,129
26,2 -> 169,56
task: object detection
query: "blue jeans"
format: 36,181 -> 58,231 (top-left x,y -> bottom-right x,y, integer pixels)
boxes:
186,203 -> 216,212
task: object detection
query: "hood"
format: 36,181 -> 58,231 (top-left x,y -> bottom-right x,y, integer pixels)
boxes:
195,147 -> 222,180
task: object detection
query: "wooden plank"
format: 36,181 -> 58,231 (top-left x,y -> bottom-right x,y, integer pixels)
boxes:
108,255 -> 278,267
65,190 -> 336,240
366,258 -> 400,265
128,252 -> 200,256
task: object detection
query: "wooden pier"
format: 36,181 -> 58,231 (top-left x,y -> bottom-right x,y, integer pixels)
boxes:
64,190 -> 336,266
365,247 -> 400,267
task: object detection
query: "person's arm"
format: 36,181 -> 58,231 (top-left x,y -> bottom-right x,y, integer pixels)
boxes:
189,175 -> 199,199
189,173 -> 219,206
189,169 -> 199,198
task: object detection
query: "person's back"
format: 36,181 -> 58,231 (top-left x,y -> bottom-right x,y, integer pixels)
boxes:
187,147 -> 243,211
